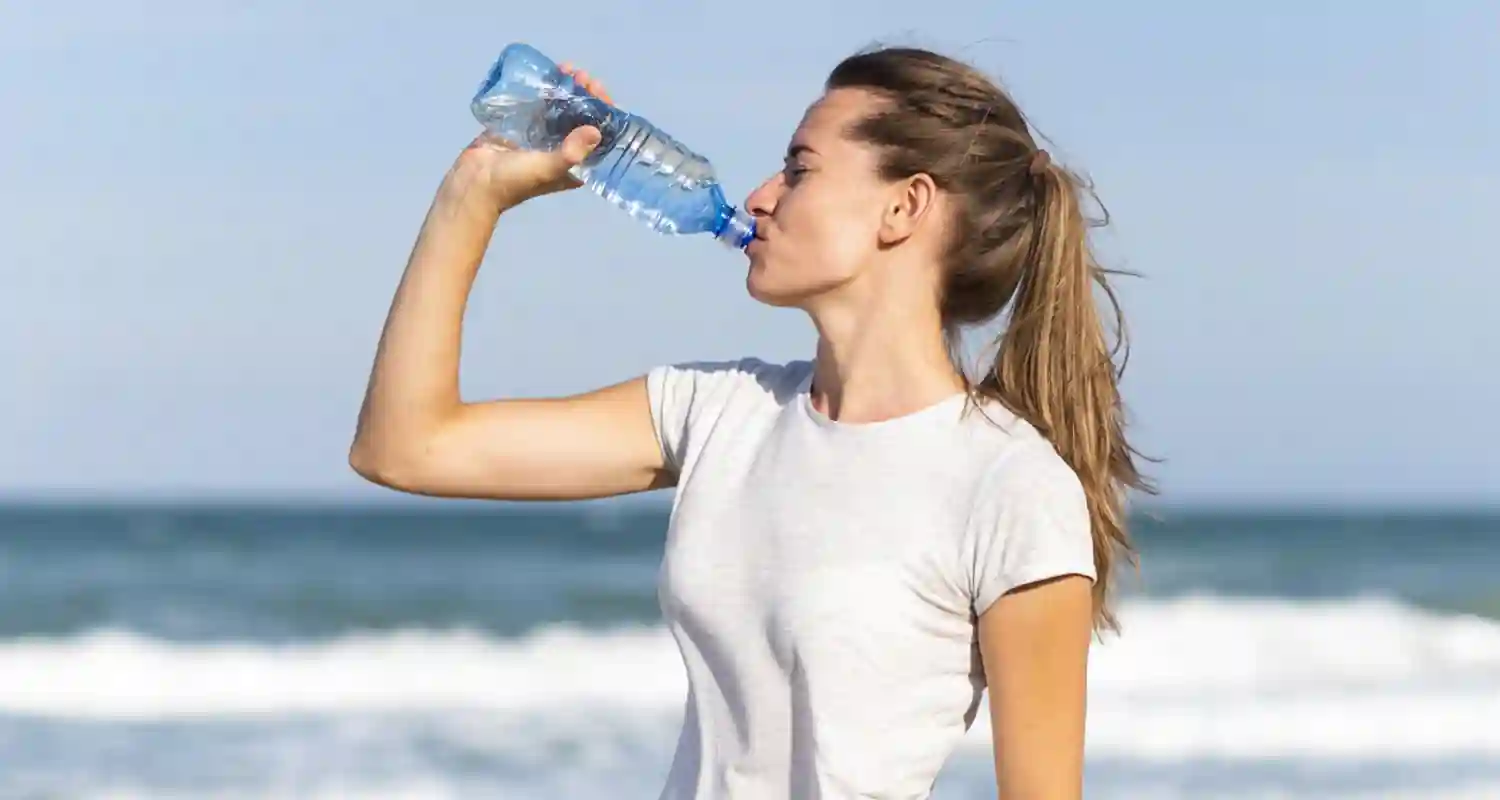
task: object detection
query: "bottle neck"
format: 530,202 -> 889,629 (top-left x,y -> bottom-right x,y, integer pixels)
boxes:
713,206 -> 756,250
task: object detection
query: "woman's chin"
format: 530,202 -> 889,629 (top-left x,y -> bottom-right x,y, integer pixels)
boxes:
746,267 -> 793,308
745,271 -> 811,309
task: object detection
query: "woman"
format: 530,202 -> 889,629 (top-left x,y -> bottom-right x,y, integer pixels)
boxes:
351,45 -> 1149,800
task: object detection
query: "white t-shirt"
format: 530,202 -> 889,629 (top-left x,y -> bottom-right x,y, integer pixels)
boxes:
646,357 -> 1095,800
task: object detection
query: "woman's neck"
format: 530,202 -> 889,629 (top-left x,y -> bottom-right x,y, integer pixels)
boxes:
807,299 -> 966,423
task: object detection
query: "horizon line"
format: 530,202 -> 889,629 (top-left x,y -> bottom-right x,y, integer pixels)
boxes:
0,489 -> 1494,515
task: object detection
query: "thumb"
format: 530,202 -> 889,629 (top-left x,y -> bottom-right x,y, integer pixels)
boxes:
558,125 -> 603,167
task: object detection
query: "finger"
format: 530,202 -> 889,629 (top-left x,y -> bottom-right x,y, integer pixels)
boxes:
562,63 -> 612,104
559,125 -> 603,164
583,77 -> 613,104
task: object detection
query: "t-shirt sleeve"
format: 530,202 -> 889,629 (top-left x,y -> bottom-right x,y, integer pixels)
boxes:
645,357 -> 765,477
964,442 -> 1097,617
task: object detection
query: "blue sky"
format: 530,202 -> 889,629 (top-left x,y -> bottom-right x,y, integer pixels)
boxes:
1,2 -> 1495,505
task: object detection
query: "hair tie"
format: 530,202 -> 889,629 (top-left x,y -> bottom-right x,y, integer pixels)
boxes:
1028,149 -> 1051,176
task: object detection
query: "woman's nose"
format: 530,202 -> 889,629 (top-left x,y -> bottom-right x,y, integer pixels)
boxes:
744,174 -> 782,218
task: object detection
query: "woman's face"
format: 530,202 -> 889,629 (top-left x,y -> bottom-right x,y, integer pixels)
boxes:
742,88 -> 901,308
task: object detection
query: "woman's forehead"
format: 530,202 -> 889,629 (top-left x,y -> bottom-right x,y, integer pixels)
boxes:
791,88 -> 882,149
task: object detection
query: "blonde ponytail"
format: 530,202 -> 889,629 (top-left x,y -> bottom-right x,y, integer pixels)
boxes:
828,46 -> 1155,631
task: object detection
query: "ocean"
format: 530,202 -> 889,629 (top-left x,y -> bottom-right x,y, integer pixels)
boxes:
0,501 -> 1496,799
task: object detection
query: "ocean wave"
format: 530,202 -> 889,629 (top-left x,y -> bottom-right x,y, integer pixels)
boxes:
0,624 -> 683,717
4,596 -> 1500,759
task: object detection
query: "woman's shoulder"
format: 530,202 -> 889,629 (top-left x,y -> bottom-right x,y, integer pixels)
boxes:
645,357 -> 810,472
958,395 -> 1082,491
650,356 -> 811,404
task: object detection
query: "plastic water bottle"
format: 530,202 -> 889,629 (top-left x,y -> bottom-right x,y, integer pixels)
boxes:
471,43 -> 756,251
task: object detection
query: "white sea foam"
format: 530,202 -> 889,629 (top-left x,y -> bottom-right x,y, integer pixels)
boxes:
0,623 -> 684,717
4,596 -> 1500,762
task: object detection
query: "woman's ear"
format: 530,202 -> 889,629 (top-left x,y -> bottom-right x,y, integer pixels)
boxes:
877,172 -> 940,246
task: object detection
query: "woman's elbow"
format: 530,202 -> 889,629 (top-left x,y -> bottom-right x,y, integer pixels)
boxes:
348,439 -> 427,493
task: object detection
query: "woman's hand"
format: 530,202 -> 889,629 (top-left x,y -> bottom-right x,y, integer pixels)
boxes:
445,64 -> 615,209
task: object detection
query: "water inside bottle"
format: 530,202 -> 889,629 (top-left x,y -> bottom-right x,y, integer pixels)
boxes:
476,92 -> 731,237
575,119 -> 727,236
471,49 -> 754,248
